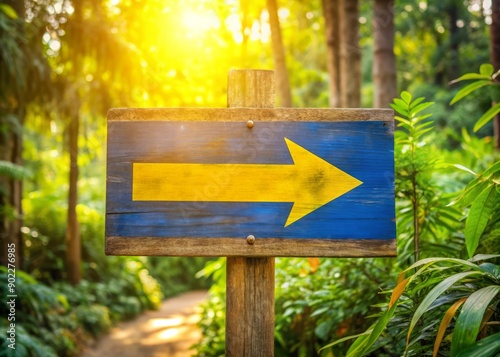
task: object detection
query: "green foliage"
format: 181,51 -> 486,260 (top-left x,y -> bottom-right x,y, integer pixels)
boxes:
0,160 -> 32,180
450,64 -> 500,132
340,255 -> 500,357
392,91 -> 463,265
322,89 -> 500,356
274,258 -> 396,357
148,256 -> 213,298
193,258 -> 226,357
0,263 -> 163,356
450,161 -> 500,257
2,325 -> 58,357
0,4 -> 18,19
74,304 -> 111,338
194,257 -> 397,357
0,267 -> 78,357
455,332 -> 500,357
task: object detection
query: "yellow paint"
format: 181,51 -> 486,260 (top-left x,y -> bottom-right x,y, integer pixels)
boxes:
133,138 -> 362,227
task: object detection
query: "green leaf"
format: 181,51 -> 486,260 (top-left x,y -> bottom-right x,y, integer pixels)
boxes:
450,286 -> 500,356
413,126 -> 433,139
414,120 -> 434,130
469,254 -> 500,262
449,180 -> 487,208
346,303 -> 398,357
0,4 -> 18,19
409,96 -> 425,109
401,91 -> 412,103
474,102 -> 500,132
395,116 -> 411,126
465,185 -> 497,257
453,164 -> 476,176
450,80 -> 491,105
390,103 -> 409,117
319,329 -> 372,352
478,263 -> 500,279
455,332 -> 500,357
480,64 -> 494,76
406,271 -> 483,346
462,127 -> 471,143
394,98 -> 409,111
481,160 -> 500,178
450,73 -> 493,83
410,102 -> 434,116
403,257 -> 483,275
415,113 -> 433,121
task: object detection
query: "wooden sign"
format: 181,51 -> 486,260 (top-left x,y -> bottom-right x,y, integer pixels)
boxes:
105,108 -> 396,257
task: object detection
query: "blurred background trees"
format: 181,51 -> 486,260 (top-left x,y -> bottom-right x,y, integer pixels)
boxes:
0,0 -> 499,355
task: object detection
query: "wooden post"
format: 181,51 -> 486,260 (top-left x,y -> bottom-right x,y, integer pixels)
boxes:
225,69 -> 275,357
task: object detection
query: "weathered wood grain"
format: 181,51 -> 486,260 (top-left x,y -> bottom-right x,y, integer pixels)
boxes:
227,69 -> 275,108
106,237 -> 397,257
107,107 -> 393,122
226,257 -> 275,357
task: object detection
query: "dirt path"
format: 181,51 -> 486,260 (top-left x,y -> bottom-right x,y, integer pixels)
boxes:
83,291 -> 208,357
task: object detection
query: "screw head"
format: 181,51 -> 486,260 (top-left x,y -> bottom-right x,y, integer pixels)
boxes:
246,120 -> 254,128
246,235 -> 255,244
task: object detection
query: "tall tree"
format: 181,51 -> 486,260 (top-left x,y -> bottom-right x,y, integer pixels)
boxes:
340,0 -> 361,108
492,0 -> 500,149
373,0 -> 397,107
65,84 -> 81,284
322,0 -> 341,107
266,0 -> 293,107
448,2 -> 460,81
55,0 -> 142,283
62,1 -> 83,285
0,1 -> 51,268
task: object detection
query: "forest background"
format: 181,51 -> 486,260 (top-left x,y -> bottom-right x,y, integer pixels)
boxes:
0,0 -> 499,356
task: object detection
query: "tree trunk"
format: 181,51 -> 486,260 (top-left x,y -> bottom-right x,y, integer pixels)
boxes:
266,0 -> 292,107
492,0 -> 500,149
0,0 -> 26,269
239,0 -> 251,67
340,0 -> 361,108
373,0 -> 396,108
0,113 -> 24,269
448,4 -> 460,82
66,108 -> 81,285
322,0 -> 341,107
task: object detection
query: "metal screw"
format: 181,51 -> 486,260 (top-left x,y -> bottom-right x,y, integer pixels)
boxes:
247,120 -> 254,128
246,235 -> 255,244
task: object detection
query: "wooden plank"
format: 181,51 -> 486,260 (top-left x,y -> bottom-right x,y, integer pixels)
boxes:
106,237 -> 397,257
226,257 -> 275,357
107,107 -> 393,122
105,120 -> 395,243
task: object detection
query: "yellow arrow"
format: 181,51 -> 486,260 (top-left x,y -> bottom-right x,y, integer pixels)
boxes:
132,138 -> 362,227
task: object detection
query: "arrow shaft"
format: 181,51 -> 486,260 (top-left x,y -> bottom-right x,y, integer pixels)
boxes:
131,138 -> 363,227
133,163 -> 296,202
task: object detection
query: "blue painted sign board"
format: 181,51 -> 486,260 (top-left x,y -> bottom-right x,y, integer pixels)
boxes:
105,108 -> 396,257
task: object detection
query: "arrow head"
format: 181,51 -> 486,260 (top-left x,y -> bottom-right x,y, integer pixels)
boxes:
283,138 -> 363,227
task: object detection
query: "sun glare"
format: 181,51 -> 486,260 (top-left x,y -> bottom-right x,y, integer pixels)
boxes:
181,9 -> 220,38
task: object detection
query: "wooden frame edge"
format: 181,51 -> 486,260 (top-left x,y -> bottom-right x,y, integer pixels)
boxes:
107,107 -> 394,122
106,237 -> 397,257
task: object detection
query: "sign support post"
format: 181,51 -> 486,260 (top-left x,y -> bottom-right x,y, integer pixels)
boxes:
225,69 -> 276,357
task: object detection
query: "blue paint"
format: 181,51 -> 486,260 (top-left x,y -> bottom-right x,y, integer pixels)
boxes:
106,121 -> 395,239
